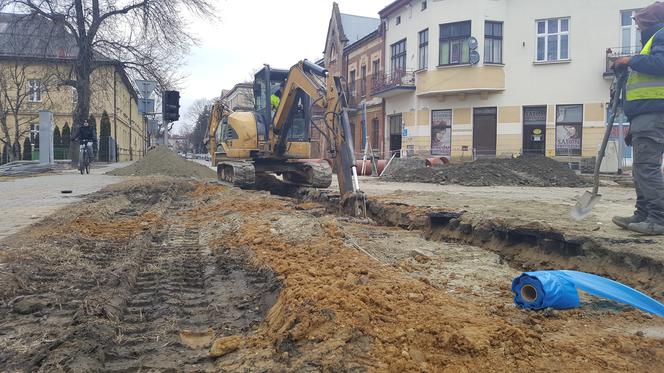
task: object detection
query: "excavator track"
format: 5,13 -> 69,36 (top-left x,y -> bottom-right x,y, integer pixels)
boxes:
283,161 -> 333,188
217,161 -> 256,189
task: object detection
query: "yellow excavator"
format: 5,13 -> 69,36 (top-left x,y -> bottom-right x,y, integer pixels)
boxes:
205,60 -> 364,212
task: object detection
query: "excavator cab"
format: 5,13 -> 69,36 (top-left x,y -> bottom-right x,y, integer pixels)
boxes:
253,66 -> 311,146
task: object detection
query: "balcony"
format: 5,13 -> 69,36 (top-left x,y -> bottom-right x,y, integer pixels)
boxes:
605,46 -> 639,77
416,65 -> 505,97
371,70 -> 416,98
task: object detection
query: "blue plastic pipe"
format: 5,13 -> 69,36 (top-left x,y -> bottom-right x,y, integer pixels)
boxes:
512,270 -> 664,317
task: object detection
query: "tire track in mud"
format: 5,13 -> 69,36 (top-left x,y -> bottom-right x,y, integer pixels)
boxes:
0,182 -> 280,372
103,221 -> 217,372
101,199 -> 280,372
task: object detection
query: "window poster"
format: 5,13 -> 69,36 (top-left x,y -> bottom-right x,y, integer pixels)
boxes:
431,109 -> 452,156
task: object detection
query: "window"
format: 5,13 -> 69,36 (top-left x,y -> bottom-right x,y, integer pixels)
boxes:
372,59 -> 380,81
349,70 -> 356,98
419,29 -> 429,70
555,104 -> 583,156
391,39 -> 407,74
72,87 -> 77,105
536,18 -> 570,62
28,80 -> 41,102
372,118 -> 379,150
30,124 -> 39,144
621,10 -> 642,54
360,65 -> 367,97
484,21 -> 503,64
421,1 -> 427,11
439,21 -> 471,65
396,16 -> 401,25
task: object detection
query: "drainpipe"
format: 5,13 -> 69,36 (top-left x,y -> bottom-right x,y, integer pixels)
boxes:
113,69 -> 117,162
129,95 -> 132,161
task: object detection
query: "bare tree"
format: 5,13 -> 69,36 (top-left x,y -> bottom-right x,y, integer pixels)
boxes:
0,62 -> 58,161
0,0 -> 215,162
181,98 -> 212,153
185,98 -> 213,125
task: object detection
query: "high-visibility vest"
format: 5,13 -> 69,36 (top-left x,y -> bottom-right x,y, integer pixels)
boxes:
270,94 -> 280,111
627,28 -> 664,101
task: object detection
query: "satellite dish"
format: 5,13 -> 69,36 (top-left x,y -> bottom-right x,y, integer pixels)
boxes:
470,50 -> 480,65
468,37 -> 478,50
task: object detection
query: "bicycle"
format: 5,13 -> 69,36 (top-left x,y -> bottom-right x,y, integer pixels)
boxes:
78,140 -> 94,174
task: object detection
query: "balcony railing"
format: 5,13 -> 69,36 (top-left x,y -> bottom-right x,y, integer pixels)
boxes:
605,46 -> 640,76
346,78 -> 378,107
371,70 -> 416,96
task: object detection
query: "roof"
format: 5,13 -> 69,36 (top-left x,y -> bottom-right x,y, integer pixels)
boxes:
339,13 -> 380,45
343,29 -> 380,54
0,12 -> 79,60
378,0 -> 410,18
323,3 -> 380,56
0,12 -> 136,101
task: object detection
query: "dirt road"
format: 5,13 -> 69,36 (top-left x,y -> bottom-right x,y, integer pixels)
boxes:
1,177 -> 662,371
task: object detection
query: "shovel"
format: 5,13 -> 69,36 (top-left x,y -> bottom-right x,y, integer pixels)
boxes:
571,67 -> 629,220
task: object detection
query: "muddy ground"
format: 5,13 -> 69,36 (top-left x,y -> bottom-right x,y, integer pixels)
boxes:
1,177 -> 662,372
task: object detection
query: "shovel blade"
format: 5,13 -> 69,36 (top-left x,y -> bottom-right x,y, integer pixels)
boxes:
571,191 -> 602,221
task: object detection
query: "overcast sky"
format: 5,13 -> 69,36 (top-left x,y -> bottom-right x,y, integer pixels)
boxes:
176,0 -> 387,132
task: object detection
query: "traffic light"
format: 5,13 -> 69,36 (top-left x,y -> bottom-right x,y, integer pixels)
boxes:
162,90 -> 180,122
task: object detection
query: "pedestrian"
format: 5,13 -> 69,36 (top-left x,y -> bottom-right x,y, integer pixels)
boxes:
613,1 -> 664,235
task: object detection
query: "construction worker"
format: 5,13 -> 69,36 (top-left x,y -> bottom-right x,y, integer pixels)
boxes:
613,2 -> 664,235
270,83 -> 284,115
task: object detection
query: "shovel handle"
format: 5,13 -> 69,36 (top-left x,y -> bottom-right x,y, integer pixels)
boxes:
593,69 -> 628,195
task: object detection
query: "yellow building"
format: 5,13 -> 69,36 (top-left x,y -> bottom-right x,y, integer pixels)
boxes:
0,12 -> 144,162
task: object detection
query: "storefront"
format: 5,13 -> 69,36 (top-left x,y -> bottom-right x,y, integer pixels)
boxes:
523,106 -> 547,155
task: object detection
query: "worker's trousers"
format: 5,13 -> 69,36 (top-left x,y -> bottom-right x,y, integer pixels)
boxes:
631,113 -> 664,224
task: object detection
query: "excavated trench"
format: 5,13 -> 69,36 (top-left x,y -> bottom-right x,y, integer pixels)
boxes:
293,189 -> 664,299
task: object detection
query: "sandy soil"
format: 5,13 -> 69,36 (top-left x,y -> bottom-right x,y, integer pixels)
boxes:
187,183 -> 664,372
1,178 -> 662,372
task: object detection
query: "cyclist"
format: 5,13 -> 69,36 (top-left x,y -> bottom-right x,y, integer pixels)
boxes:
72,120 -> 97,172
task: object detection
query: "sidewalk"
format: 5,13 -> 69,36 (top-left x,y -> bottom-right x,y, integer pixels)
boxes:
0,162 -> 131,241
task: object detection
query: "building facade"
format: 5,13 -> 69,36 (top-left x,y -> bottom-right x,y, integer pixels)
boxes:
221,83 -> 254,111
323,3 -> 386,158
0,12 -> 143,162
375,0 -> 648,161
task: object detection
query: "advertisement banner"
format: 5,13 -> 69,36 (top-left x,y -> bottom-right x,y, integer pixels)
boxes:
555,124 -> 582,156
431,110 -> 452,156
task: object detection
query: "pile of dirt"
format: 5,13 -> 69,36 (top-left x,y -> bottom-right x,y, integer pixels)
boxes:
108,145 -> 216,179
383,156 -> 588,187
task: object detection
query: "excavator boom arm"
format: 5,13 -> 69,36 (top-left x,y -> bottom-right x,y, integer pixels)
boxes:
205,100 -> 232,165
271,60 -> 360,197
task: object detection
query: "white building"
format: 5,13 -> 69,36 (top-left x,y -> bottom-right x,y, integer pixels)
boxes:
374,0 -> 649,161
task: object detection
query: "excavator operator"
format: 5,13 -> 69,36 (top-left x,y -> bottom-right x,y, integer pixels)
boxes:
270,82 -> 285,115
